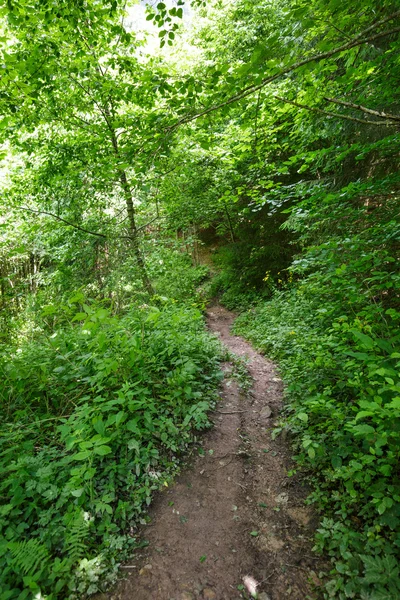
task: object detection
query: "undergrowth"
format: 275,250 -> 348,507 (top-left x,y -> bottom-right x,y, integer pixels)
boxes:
235,283 -> 400,598
0,296 -> 223,599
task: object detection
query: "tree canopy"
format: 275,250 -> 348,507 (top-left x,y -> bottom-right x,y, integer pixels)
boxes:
0,0 -> 399,598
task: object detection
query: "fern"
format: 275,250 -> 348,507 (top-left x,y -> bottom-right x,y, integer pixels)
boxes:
8,538 -> 50,577
63,513 -> 90,564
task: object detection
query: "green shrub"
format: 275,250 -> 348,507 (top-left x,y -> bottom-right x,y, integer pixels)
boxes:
209,269 -> 265,311
148,244 -> 210,305
0,297 -> 222,599
235,285 -> 400,599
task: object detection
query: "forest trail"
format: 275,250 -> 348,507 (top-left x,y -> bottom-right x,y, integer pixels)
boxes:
100,304 -> 322,600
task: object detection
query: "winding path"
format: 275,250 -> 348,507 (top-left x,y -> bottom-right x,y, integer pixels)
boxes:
100,304 -> 322,600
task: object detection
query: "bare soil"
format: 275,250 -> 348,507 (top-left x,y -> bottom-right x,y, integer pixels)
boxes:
98,304 -> 323,600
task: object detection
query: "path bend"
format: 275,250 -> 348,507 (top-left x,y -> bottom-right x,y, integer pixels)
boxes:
99,304 -> 322,600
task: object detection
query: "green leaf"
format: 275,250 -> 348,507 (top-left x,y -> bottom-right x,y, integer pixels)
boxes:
72,312 -> 87,321
115,411 -> 125,427
331,455 -> 342,469
297,412 -> 308,422
351,330 -> 374,350
127,439 -> 140,452
126,419 -> 140,434
387,397 -> 400,409
93,445 -> 112,456
355,411 -> 375,420
72,451 -> 91,461
352,424 -> 375,436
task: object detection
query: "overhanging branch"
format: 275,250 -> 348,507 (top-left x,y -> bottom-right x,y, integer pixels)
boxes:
21,206 -> 107,238
165,12 -> 400,131
324,97 -> 400,122
274,96 -> 393,126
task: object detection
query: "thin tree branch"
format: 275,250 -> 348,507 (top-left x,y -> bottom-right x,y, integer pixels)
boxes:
165,13 -> 400,131
20,206 -> 144,243
142,166 -> 177,183
324,97 -> 400,122
20,207 -> 107,238
136,215 -> 165,232
104,206 -> 127,223
274,95 -> 393,126
61,114 -> 104,138
324,20 -> 352,41
67,73 -> 113,128
69,112 -> 98,129
112,0 -> 128,58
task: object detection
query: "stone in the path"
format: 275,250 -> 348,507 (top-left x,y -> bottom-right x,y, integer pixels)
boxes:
275,492 -> 289,504
139,564 -> 152,578
260,405 -> 272,419
202,588 -> 216,599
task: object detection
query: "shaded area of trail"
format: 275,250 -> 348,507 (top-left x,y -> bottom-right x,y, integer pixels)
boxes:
99,304 -> 322,600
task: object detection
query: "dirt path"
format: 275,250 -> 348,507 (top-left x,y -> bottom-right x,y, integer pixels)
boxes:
100,304 -> 322,600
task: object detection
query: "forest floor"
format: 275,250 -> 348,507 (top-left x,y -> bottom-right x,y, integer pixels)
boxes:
98,304 -> 323,600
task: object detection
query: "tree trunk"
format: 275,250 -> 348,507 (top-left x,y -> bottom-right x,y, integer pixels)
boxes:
224,202 -> 236,243
106,118 -> 154,296
119,170 -> 154,296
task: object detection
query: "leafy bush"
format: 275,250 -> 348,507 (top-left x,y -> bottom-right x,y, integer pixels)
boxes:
0,297 -> 222,599
230,163 -> 400,595
209,268 -> 265,311
208,231 -> 292,310
235,282 -> 400,599
147,243 -> 210,306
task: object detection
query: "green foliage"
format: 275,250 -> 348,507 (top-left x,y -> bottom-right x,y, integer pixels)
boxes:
209,243 -> 279,310
147,241 -> 210,306
185,3 -> 400,593
7,539 -> 51,579
1,0 -> 400,598
229,354 -> 253,397
235,267 -> 400,598
0,297 -> 222,598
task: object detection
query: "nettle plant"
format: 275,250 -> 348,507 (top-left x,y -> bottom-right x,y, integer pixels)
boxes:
0,296 -> 223,599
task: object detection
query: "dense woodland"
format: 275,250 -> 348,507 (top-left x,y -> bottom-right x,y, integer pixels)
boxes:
0,0 -> 399,598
